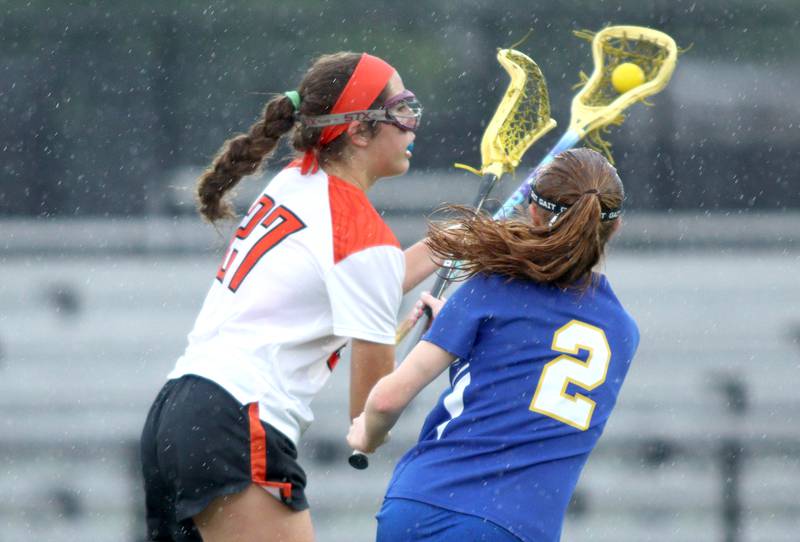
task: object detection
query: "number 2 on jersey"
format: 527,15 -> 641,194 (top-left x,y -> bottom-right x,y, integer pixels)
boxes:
529,320 -> 611,431
216,194 -> 306,292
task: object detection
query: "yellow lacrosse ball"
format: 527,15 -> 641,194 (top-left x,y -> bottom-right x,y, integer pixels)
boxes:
611,63 -> 645,93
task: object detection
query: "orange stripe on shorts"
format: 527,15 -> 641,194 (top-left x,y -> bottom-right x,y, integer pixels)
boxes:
248,403 -> 268,484
248,403 -> 293,501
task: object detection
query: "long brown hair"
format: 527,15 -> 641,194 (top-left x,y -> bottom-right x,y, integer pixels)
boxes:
426,148 -> 624,289
196,52 -> 389,222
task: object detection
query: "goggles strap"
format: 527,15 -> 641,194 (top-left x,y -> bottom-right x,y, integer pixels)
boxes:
319,54 -> 394,146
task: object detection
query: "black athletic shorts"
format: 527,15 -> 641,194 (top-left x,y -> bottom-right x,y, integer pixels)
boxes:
140,374 -> 308,541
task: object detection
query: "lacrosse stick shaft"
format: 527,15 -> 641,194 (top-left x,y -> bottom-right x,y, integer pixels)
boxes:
493,131 -> 581,220
432,172 -> 500,298
395,172 -> 499,344
414,132 -> 577,335
395,131 -> 588,346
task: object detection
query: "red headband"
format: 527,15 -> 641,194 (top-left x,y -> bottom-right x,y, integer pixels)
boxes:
301,53 -> 395,174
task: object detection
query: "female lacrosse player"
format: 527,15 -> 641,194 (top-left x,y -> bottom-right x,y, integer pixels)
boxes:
348,148 -> 640,542
140,52 -> 436,542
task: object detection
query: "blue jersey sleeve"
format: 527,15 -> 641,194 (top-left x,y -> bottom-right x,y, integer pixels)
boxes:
421,275 -> 489,359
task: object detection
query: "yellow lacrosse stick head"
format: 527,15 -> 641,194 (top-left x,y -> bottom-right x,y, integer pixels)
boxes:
570,25 -> 678,137
479,48 -> 557,178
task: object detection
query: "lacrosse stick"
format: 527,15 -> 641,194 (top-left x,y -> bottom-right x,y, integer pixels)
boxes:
494,25 -> 678,220
395,48 -> 557,343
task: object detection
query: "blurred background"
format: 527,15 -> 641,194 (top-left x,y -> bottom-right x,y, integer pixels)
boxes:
1,1 -> 798,541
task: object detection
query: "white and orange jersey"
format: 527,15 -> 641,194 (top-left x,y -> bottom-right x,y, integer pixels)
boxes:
168,162 -> 404,445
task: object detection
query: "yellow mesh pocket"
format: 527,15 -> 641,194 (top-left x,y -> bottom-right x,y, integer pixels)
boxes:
475,48 -> 556,178
569,26 -> 679,160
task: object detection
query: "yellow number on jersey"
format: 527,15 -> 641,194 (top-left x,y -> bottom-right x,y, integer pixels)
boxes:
529,320 -> 611,430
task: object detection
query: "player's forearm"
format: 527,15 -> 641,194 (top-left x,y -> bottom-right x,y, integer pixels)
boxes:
403,239 -> 441,293
349,339 -> 395,420
362,376 -> 407,448
361,342 -> 450,446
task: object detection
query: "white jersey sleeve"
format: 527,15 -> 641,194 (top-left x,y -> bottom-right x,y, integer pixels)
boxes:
326,245 -> 404,344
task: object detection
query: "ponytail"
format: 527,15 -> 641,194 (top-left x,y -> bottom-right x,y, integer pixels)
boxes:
542,192 -> 606,287
426,148 -> 623,290
196,95 -> 295,223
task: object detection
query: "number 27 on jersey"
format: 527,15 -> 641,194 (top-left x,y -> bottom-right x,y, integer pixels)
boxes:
216,194 -> 306,292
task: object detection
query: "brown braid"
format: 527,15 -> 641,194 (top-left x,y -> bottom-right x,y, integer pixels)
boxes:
197,96 -> 295,222
426,148 -> 624,290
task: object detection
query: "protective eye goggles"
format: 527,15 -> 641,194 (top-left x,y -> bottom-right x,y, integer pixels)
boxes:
301,90 -> 423,133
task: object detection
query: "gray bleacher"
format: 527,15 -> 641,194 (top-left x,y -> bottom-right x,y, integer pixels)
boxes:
1,205 -> 799,541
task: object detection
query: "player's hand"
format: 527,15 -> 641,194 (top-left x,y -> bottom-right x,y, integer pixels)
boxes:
406,291 -> 446,324
347,412 -> 375,452
347,412 -> 390,453
418,291 -> 446,319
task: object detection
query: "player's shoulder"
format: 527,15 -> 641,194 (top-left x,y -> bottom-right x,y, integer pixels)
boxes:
453,273 -> 551,305
593,274 -> 640,338
472,273 -> 555,298
258,161 -> 329,212
327,173 -> 400,264
593,274 -> 630,313
271,160 -> 327,192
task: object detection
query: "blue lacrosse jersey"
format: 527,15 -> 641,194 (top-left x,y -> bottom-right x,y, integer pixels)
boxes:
382,272 -> 639,542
